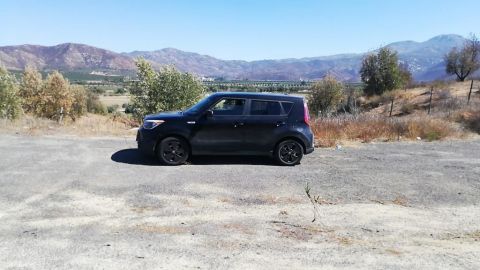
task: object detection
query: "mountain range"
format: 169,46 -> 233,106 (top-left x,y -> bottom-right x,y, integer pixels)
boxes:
0,34 -> 468,82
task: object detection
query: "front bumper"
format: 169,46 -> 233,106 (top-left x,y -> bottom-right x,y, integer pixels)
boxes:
136,128 -> 156,156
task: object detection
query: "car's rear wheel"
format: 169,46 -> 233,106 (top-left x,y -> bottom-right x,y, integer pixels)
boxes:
275,139 -> 304,166
157,137 -> 189,165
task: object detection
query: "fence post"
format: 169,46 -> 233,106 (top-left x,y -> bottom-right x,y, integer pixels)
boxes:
428,86 -> 433,115
467,80 -> 474,105
389,98 -> 394,117
59,107 -> 64,123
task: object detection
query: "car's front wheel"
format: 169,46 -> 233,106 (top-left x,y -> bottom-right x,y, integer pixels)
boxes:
274,139 -> 304,166
157,137 -> 190,165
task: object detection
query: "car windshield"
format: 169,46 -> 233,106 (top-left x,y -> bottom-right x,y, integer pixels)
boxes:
184,95 -> 215,115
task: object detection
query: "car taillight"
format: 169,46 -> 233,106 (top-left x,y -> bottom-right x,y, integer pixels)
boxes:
303,102 -> 310,125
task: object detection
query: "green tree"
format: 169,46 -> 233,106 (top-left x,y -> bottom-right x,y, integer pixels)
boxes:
445,34 -> 479,81
307,75 -> 344,117
130,59 -> 205,120
19,66 -> 43,114
360,47 -> 403,96
0,68 -> 22,119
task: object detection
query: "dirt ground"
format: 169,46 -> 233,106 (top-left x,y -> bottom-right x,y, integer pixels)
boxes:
0,135 -> 479,269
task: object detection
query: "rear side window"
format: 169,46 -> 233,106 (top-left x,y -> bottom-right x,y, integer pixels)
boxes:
250,100 -> 282,115
281,102 -> 294,114
212,98 -> 246,115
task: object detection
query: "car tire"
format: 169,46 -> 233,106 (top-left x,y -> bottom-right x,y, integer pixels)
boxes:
157,137 -> 190,165
274,139 -> 304,166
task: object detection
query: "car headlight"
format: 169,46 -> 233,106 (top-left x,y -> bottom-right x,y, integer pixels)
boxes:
143,120 -> 165,129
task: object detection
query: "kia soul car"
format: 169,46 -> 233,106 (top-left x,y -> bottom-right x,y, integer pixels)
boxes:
137,92 -> 314,166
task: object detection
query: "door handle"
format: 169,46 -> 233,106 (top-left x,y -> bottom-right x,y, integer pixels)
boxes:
276,121 -> 286,127
234,122 -> 244,128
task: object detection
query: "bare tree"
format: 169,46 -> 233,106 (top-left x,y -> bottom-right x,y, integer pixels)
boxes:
445,34 -> 480,81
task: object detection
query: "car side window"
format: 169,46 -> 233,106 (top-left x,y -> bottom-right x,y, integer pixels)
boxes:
212,98 -> 246,115
250,100 -> 282,115
281,102 -> 294,114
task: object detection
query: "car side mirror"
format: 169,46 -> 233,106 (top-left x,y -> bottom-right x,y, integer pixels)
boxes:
205,110 -> 214,117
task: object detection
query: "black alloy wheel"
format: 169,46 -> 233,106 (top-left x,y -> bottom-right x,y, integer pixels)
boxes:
157,137 -> 189,165
275,139 -> 304,166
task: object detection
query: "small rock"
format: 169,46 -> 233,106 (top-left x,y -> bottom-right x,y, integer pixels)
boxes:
336,145 -> 342,150
416,137 -> 422,140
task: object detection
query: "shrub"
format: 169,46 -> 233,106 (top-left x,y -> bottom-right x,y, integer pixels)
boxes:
36,71 -> 73,120
86,91 -> 107,115
400,103 -> 415,115
404,118 -> 454,141
115,88 -> 127,95
90,86 -> 106,95
19,66 -> 43,114
0,68 -> 22,119
70,85 -> 88,120
122,103 -> 135,114
107,104 -> 119,114
454,109 -> 480,133
307,75 -> 344,117
129,59 -> 205,121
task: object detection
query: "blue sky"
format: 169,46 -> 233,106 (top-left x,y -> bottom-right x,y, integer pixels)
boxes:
0,0 -> 478,60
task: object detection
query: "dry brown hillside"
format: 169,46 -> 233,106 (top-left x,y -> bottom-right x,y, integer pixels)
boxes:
363,81 -> 479,117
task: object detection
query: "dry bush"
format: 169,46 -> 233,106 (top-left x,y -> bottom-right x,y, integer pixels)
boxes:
454,108 -> 480,133
311,114 -> 459,147
0,113 -> 138,136
311,115 -> 397,146
400,103 -> 416,115
70,85 -> 88,120
36,71 -> 74,120
86,91 -> 107,115
404,117 -> 458,141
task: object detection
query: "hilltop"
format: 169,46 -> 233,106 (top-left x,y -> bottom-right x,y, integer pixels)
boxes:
0,34 -> 469,81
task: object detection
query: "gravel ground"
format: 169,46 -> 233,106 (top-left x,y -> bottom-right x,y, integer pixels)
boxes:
0,135 -> 479,269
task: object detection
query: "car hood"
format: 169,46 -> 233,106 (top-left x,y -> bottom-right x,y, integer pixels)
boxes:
144,111 -> 184,120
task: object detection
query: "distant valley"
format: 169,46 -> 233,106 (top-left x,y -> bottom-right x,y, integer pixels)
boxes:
0,34 -> 468,82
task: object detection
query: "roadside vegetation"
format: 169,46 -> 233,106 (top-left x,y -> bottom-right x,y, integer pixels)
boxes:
129,59 -> 205,121
306,35 -> 480,147
1,36 -> 479,141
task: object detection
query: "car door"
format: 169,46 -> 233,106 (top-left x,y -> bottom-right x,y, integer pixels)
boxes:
190,98 -> 247,154
242,99 -> 289,153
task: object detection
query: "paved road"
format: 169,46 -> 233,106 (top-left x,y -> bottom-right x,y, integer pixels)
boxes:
1,135 -> 479,269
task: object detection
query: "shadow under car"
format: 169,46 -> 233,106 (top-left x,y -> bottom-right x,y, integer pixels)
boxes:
111,148 -> 277,166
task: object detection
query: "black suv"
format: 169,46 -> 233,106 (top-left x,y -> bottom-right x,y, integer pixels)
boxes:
137,92 -> 314,165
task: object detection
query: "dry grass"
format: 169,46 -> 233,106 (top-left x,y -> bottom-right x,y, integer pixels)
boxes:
0,113 -> 138,137
99,95 -> 130,107
453,108 -> 480,133
311,114 -> 461,147
392,196 -> 408,207
135,224 -> 189,234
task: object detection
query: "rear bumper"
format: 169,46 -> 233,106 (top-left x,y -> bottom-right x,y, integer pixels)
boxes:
305,146 -> 314,154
